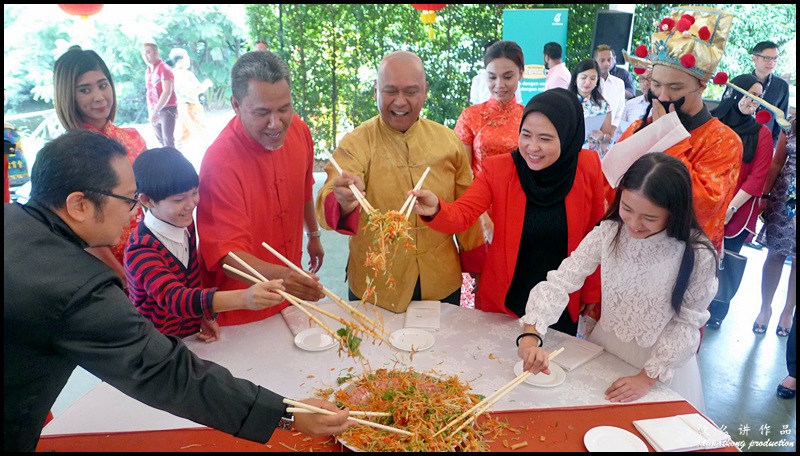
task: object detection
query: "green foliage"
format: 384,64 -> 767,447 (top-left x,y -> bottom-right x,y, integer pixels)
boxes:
632,4 -> 797,93
4,4 -> 248,125
4,4 -> 795,159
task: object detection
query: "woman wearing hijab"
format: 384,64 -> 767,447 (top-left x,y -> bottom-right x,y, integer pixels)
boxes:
411,88 -> 606,336
706,74 -> 773,330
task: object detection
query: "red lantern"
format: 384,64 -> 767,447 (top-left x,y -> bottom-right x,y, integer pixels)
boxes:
58,4 -> 104,19
411,4 -> 446,40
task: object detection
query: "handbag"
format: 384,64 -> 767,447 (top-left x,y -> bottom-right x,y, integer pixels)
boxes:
713,249 -> 748,303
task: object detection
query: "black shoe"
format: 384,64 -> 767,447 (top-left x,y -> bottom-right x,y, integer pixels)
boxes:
777,384 -> 796,399
706,319 -> 722,330
745,241 -> 763,250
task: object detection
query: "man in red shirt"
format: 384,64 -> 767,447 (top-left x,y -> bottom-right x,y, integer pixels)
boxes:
142,42 -> 178,147
196,51 -> 325,326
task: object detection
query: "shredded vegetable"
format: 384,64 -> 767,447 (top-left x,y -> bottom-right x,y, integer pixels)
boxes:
361,210 -> 415,305
332,368 -> 495,452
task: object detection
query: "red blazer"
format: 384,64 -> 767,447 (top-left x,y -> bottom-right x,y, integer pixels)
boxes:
425,151 -> 606,321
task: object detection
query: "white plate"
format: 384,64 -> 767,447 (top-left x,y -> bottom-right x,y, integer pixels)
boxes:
389,328 -> 435,351
584,426 -> 648,452
294,327 -> 337,351
513,360 -> 566,387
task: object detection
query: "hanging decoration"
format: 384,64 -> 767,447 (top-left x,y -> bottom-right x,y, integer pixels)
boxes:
58,4 -> 104,19
411,4 -> 446,40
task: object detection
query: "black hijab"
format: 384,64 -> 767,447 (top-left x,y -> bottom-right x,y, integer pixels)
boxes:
710,74 -> 763,163
511,88 -> 584,206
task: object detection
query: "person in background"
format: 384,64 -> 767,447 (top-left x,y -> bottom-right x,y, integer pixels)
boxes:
543,41 -> 570,91
125,147 -> 288,341
411,88 -> 605,336
776,166 -> 795,399
455,40 -> 525,242
754,115 -> 795,336
454,40 -> 524,306
254,39 -> 269,51
142,42 -> 178,148
316,50 -> 486,313
568,59 -> 615,156
613,6 -> 741,255
518,153 -> 717,412
593,44 -> 626,130
196,51 -> 325,327
53,46 -> 147,289
620,67 -> 652,124
749,41 -> 789,147
470,39 -> 522,106
705,74 -> 772,330
4,130 -> 356,452
608,47 -> 637,100
169,48 -> 213,146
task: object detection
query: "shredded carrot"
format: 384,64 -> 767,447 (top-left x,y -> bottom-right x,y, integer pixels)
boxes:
361,210 -> 415,298
333,368 -> 493,452
510,441 -> 529,450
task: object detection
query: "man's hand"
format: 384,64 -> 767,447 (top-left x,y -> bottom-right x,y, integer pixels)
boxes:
290,398 -> 358,437
650,98 -> 675,123
306,236 -> 324,273
280,267 -> 325,301
332,171 -> 366,216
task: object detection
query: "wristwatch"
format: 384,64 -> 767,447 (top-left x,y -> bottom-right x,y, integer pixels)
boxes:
277,408 -> 294,431
306,230 -> 321,238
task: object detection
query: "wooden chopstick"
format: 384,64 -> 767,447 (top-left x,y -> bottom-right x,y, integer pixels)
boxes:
283,398 -> 412,436
224,254 -> 342,343
262,241 -> 388,342
286,407 -> 390,418
434,347 -> 565,438
399,166 -> 431,217
328,155 -> 375,213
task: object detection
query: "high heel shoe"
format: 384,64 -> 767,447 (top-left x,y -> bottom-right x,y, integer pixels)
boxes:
776,326 -> 791,337
752,309 -> 771,334
777,384 -> 796,399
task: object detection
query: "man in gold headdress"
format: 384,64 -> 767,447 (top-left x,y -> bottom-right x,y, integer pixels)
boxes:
604,6 -> 743,254
315,51 -> 486,313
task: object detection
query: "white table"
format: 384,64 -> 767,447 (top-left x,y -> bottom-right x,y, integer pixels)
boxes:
43,300 -> 684,436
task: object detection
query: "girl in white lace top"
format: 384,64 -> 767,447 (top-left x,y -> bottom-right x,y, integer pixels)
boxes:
516,153 -> 718,412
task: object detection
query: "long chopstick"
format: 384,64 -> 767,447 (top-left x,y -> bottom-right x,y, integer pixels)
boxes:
286,407 -> 390,418
262,241 -> 388,341
399,166 -> 431,218
282,398 -> 412,436
328,155 -> 375,213
434,347 -> 565,438
224,254 -> 342,343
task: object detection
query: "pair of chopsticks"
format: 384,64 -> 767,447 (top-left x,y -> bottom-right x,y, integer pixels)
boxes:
433,347 -> 565,439
398,166 -> 431,220
282,398 -> 411,436
223,253 -> 345,345
261,242 -> 388,343
329,156 -> 375,214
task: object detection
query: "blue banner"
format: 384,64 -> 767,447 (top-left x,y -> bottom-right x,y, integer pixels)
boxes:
503,9 -> 569,105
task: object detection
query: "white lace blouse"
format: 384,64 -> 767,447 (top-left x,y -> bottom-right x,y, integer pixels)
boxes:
521,220 -> 718,381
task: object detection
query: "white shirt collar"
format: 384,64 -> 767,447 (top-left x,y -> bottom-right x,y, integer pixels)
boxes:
144,210 -> 189,244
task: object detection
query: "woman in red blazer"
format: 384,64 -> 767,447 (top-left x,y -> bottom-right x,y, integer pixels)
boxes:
412,88 -> 606,336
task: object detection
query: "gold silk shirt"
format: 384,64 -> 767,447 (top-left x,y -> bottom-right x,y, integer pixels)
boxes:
316,115 -> 486,313
617,117 -> 742,252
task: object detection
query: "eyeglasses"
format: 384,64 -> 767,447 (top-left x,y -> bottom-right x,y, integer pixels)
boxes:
755,54 -> 779,62
86,189 -> 140,211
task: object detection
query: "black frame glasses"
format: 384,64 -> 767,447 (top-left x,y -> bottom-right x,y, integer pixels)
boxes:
754,54 -> 779,62
85,189 -> 140,211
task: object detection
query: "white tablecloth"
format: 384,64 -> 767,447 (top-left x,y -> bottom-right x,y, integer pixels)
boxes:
43,301 -> 684,436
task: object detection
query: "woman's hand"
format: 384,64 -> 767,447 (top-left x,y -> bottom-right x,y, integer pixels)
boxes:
605,369 -> 656,403
410,189 -> 440,217
517,340 -> 550,375
197,318 -> 221,343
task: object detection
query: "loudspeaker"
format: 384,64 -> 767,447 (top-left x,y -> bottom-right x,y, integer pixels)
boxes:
591,10 -> 634,66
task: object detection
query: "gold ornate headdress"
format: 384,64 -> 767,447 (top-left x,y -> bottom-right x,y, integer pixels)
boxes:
624,6 -> 733,82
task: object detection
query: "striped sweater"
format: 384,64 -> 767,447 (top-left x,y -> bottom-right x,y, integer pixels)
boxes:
124,221 -> 216,338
